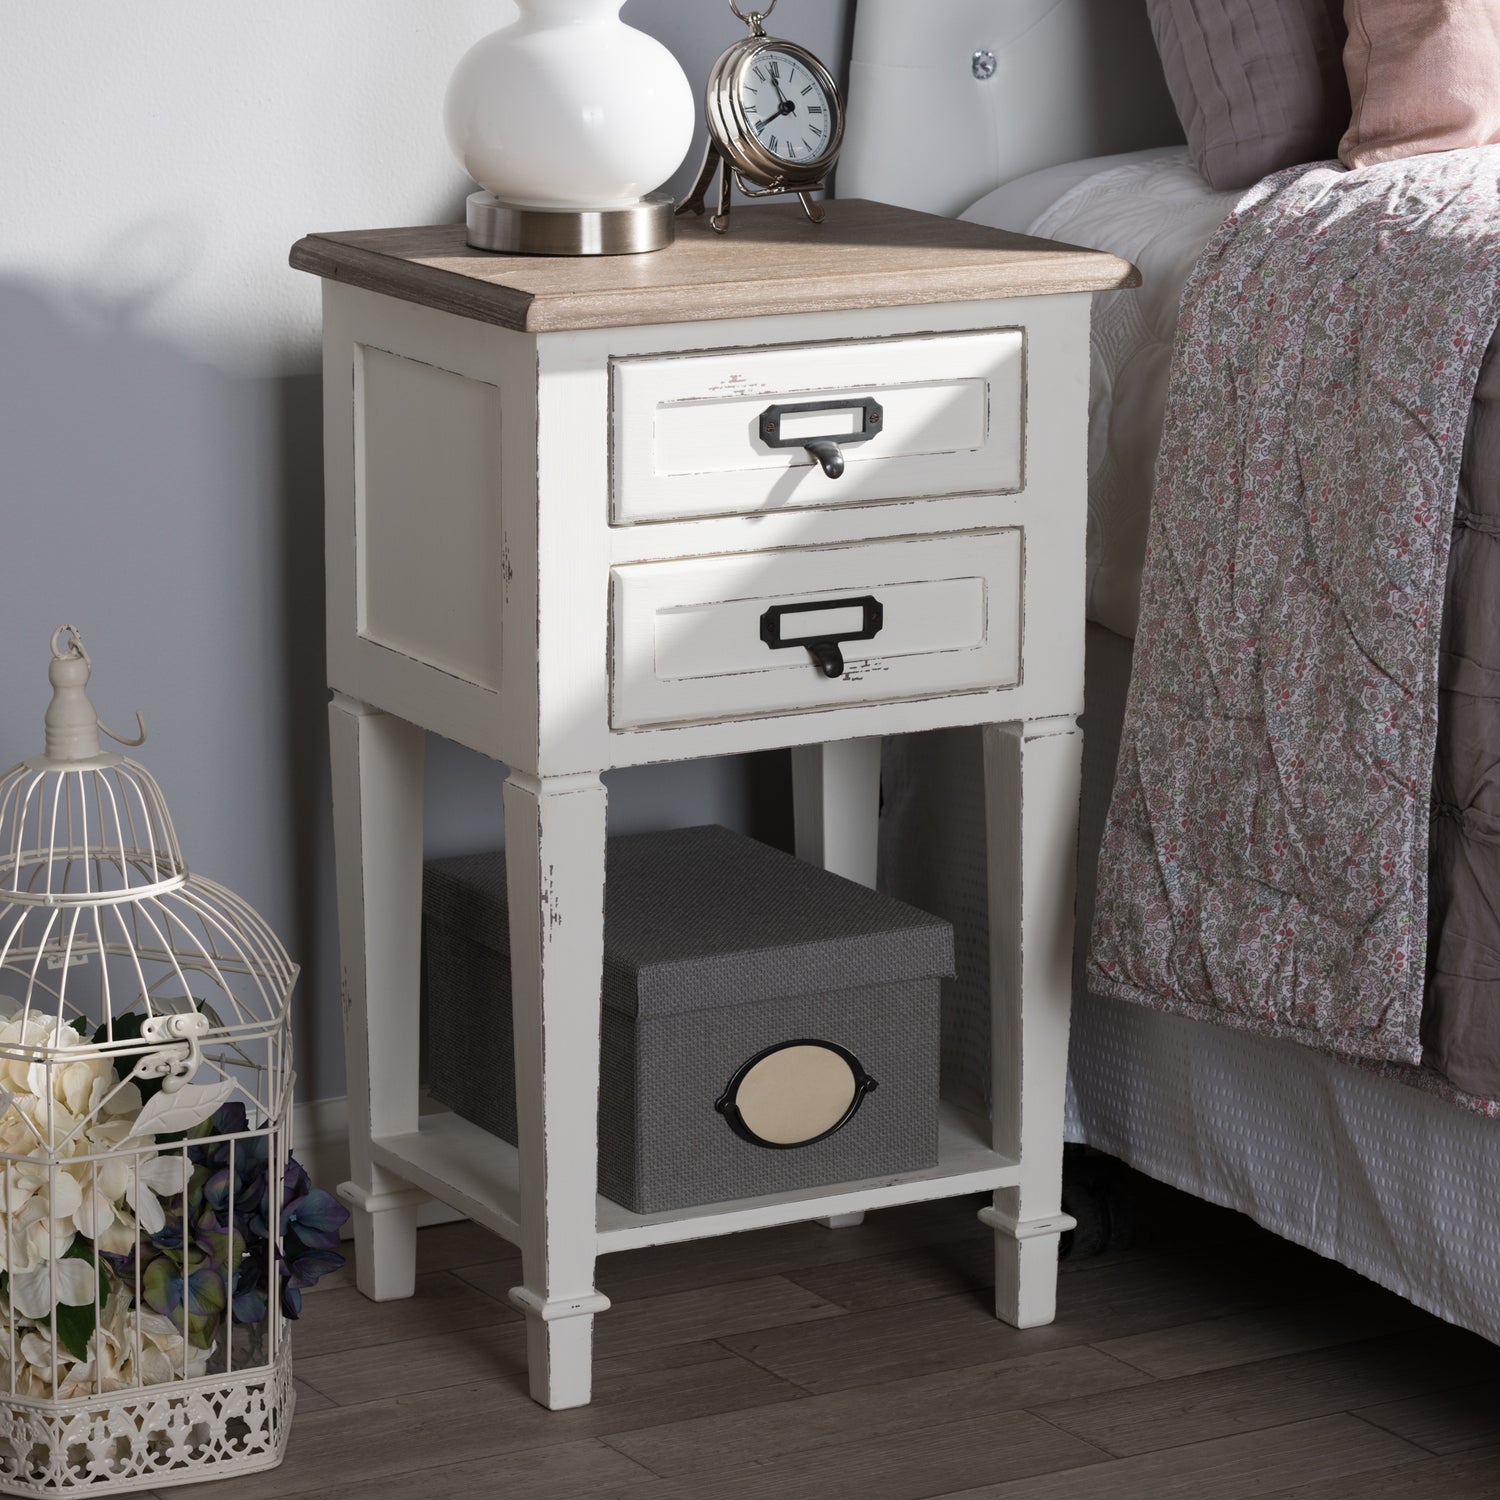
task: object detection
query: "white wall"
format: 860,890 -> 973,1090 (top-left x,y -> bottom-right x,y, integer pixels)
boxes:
0,0 -> 851,1099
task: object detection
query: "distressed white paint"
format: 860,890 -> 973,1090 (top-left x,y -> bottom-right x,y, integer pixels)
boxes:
502,769 -> 611,1410
611,329 -> 1025,523
982,716 -> 1083,1326
328,694 -> 428,1302
319,286 -> 1089,775
364,1099 -> 1016,1254
356,345 -> 504,689
611,532 -> 1020,730
323,276 -> 1092,1405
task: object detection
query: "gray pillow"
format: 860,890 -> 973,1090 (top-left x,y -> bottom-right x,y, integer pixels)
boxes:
1146,0 -> 1350,190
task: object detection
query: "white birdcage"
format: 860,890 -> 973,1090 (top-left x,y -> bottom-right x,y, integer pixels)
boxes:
0,628 -> 303,1493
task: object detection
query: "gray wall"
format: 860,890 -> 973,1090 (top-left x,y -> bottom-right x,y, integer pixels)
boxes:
0,2 -> 850,1102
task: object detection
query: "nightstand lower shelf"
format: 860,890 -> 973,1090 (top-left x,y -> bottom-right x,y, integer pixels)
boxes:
370,1100 -> 1019,1255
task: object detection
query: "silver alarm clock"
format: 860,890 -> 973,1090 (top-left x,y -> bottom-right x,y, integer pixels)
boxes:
678,0 -> 847,234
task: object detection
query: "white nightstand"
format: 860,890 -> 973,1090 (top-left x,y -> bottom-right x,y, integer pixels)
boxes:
291,201 -> 1136,1411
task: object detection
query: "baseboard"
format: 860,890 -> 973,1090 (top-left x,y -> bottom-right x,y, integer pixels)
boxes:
293,1095 -> 468,1237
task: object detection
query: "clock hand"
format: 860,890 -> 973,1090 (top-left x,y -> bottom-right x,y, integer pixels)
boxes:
754,99 -> 796,131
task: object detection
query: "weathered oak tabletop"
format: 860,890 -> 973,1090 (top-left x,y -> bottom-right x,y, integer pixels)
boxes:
290,197 -> 1139,334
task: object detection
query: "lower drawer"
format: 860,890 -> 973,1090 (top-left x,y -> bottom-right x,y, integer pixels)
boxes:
610,530 -> 1022,730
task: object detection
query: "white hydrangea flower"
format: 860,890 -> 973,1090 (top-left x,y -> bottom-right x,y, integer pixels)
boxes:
5,1288 -> 213,1400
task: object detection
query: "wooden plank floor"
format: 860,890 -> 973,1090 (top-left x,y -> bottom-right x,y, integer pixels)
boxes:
164,1169 -> 1500,1500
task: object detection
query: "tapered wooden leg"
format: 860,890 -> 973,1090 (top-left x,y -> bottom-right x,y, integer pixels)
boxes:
981,717 -> 1081,1326
329,694 -> 429,1303
794,738 -> 880,1232
503,769 -> 610,1410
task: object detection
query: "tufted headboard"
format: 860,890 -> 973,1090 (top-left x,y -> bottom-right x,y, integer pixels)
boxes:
839,0 -> 1182,217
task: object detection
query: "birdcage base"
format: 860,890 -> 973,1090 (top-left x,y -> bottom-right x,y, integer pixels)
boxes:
0,1344 -> 292,1495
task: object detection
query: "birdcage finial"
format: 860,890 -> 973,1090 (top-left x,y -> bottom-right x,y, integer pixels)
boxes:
43,624 -> 146,763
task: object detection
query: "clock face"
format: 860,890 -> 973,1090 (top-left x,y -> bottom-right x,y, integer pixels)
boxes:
737,47 -> 838,167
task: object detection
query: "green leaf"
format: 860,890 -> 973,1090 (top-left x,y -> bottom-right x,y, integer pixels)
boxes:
27,1246 -> 106,1365
52,1301 -> 94,1363
92,1011 -> 165,1102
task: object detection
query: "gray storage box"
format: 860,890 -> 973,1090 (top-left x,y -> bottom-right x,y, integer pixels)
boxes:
423,824 -> 954,1215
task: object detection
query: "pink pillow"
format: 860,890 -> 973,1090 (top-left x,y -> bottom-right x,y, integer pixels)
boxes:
1341,0 -> 1500,168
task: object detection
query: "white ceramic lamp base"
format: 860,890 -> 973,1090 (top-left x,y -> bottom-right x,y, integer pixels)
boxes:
465,191 -> 676,256
446,0 -> 694,258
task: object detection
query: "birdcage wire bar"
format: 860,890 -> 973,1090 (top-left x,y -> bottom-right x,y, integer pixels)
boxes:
0,630 -> 300,1493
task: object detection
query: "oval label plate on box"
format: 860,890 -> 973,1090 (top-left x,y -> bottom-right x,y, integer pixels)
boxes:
716,1039 -> 877,1149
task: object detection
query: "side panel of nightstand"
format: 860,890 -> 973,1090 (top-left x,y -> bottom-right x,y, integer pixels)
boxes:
321,283 -> 540,767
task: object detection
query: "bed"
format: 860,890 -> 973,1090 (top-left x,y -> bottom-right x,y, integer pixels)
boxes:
844,0 -> 1500,1345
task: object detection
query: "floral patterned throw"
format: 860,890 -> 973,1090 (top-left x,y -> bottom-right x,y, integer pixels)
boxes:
1090,150 -> 1500,1068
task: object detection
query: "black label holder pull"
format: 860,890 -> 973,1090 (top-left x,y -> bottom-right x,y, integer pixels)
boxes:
760,594 -> 884,679
759,396 -> 884,479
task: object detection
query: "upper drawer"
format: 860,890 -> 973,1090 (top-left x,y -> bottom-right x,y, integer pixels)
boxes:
610,330 -> 1025,525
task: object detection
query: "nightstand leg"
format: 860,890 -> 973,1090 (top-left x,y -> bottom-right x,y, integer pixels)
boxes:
503,769 -> 610,1410
981,717 -> 1082,1326
328,695 -> 428,1302
794,738 -> 880,1231
792,738 -> 882,887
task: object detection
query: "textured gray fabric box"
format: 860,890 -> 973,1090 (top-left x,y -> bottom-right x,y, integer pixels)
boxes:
423,824 -> 953,1215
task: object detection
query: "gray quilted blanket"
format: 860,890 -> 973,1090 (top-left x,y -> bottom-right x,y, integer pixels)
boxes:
1089,150 -> 1500,1079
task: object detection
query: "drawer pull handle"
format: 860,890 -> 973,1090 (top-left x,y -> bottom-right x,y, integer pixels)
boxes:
759,397 -> 884,480
760,594 -> 884,680
804,439 -> 847,480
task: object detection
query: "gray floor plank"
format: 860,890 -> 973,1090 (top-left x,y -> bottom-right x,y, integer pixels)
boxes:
1267,1441 -> 1500,1497
726,1241 -> 1351,1394
164,1175 -> 1499,1499
589,1408 -> 1105,1500
721,1290 -> 1056,1393
1036,1325 -> 1500,1458
1095,1289 -> 1429,1379
167,1343 -> 800,1500
286,1269 -> 518,1361
297,1274 -> 842,1407
605,1345 -> 1150,1480
1355,1378 -> 1500,1455
290,1378 -> 336,1415
785,1226 -> 1351,1318
286,1437 -> 654,1500
936,1414 -> 1425,1500
413,1218 -> 520,1274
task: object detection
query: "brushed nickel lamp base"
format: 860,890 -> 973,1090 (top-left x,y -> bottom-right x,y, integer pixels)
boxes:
465,191 -> 676,256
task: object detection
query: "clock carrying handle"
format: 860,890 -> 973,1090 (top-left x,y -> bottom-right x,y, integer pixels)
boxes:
759,396 -> 884,479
